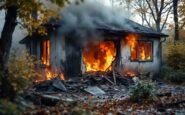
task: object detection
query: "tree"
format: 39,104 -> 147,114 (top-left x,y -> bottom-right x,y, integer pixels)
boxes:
133,0 -> 149,25
134,0 -> 173,32
119,0 -> 133,11
146,0 -> 173,32
179,0 -> 185,29
0,0 -> 68,99
173,0 -> 179,40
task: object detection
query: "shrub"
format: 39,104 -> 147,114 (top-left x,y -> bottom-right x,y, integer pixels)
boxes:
161,66 -> 185,83
162,41 -> 185,84
0,97 -> 31,115
7,50 -> 40,93
0,99 -> 23,115
0,50 -> 38,114
165,41 -> 185,71
129,79 -> 156,102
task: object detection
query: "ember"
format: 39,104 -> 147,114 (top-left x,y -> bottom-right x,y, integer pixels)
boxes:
126,71 -> 137,77
83,41 -> 116,72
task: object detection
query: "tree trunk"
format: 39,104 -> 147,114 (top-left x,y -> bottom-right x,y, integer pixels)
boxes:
156,22 -> 161,32
0,6 -> 17,100
156,15 -> 161,32
173,0 -> 179,40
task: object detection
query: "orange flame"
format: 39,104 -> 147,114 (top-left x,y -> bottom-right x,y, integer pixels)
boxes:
41,40 -> 50,66
83,41 -> 116,72
146,43 -> 152,60
126,34 -> 138,60
126,71 -> 137,77
60,73 -> 65,80
126,34 -> 152,61
44,68 -> 65,80
139,42 -> 145,60
45,68 -> 53,80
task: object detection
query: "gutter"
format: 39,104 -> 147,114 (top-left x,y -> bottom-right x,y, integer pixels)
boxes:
160,37 -> 166,43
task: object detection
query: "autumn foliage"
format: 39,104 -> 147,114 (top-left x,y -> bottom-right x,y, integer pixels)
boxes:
7,50 -> 39,93
161,41 -> 185,83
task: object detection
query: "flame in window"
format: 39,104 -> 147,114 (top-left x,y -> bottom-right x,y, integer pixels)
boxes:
139,42 -> 146,60
146,43 -> 152,60
126,34 -> 138,60
41,39 -> 50,66
83,41 -> 116,72
126,34 -> 152,61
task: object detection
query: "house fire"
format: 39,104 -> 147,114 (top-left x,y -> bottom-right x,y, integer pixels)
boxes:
20,3 -> 168,81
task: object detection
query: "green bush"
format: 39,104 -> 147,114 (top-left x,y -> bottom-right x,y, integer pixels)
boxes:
162,41 -> 185,84
161,66 -> 185,83
0,99 -> 23,115
129,79 -> 156,102
165,41 -> 185,71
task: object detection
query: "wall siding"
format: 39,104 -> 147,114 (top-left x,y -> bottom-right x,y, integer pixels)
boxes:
121,38 -> 161,74
50,35 -> 66,73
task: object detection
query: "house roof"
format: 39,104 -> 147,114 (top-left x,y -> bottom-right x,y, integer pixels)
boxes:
20,18 -> 168,44
51,15 -> 168,37
95,19 -> 168,37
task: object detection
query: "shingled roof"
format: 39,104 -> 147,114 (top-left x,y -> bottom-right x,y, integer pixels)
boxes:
98,19 -> 168,37
45,17 -> 168,37
20,17 -> 168,44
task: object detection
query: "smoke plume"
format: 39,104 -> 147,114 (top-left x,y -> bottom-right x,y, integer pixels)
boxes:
59,1 -> 133,44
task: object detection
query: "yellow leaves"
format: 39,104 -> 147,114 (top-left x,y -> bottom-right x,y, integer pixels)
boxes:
0,0 -> 83,35
7,50 -> 41,92
0,0 -> 66,35
166,41 -> 185,56
164,40 -> 185,71
19,1 -> 63,35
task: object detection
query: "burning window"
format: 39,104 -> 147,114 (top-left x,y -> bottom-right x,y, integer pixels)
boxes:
126,35 -> 153,61
40,39 -> 50,66
136,41 -> 153,61
83,41 -> 116,72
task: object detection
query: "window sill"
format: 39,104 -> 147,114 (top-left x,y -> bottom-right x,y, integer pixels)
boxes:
130,60 -> 153,62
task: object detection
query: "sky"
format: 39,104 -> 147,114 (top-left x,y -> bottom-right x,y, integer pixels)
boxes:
0,10 -> 28,49
92,0 -> 112,6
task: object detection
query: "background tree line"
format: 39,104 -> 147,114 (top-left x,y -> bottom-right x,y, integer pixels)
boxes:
112,0 -> 184,41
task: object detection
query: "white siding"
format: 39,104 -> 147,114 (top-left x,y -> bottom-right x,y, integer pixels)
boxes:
50,35 -> 66,73
121,38 -> 161,74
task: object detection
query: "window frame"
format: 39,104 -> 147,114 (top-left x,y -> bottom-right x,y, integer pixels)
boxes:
130,40 -> 153,62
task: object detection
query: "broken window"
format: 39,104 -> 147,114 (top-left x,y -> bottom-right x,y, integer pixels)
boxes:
130,41 -> 153,61
41,39 -> 50,66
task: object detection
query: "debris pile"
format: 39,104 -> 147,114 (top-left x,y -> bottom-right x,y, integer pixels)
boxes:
25,72 -> 135,105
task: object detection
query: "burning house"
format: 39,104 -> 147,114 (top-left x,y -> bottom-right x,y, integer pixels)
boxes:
20,3 -> 168,81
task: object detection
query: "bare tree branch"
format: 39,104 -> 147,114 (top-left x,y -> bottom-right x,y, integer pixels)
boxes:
161,5 -> 173,31
146,0 -> 157,22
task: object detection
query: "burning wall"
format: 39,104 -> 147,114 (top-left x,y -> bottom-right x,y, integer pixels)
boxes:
33,32 -> 161,82
34,37 -> 66,82
121,35 -> 161,75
